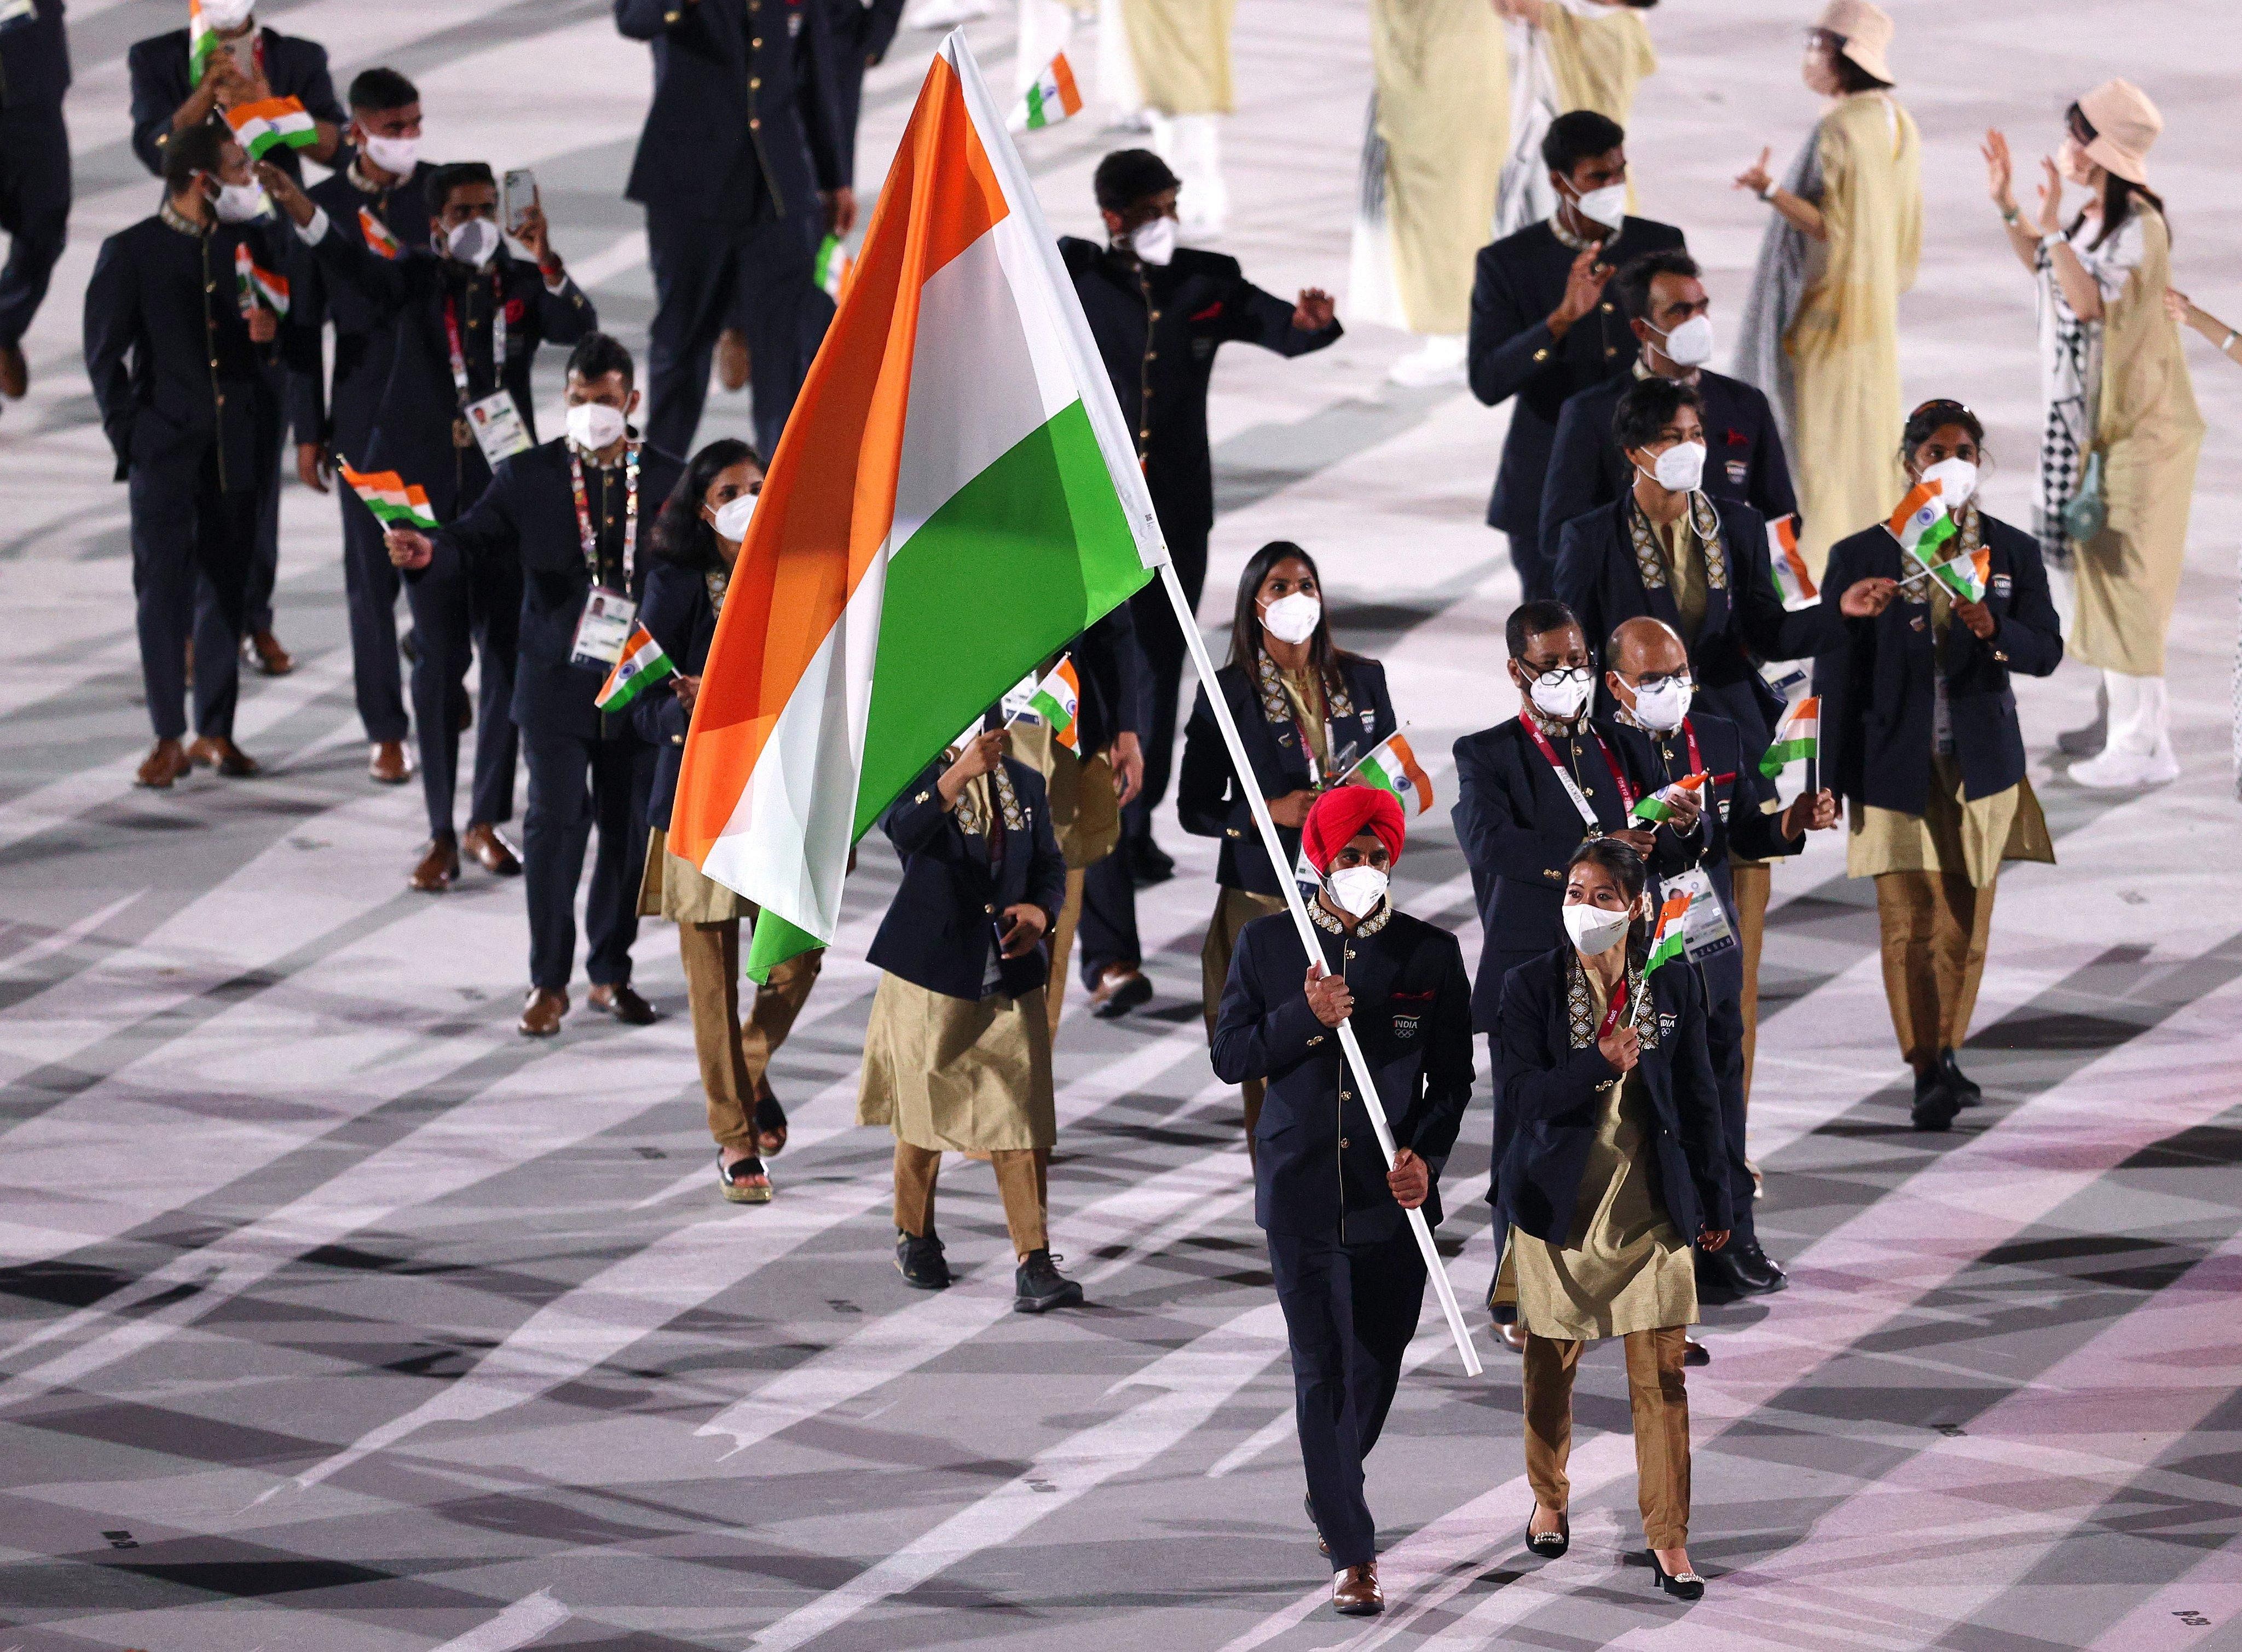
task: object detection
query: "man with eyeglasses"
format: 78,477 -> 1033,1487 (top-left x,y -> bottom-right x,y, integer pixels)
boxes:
1603,615 -> 1836,1297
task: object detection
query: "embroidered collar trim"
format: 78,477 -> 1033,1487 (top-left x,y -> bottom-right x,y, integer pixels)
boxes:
1626,489 -> 1728,594
1309,896 -> 1391,937
1522,702 -> 1590,741
159,200 -> 206,238
1253,650 -> 1355,729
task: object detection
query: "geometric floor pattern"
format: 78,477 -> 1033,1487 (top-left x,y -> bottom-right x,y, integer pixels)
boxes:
2,3 -> 2238,1649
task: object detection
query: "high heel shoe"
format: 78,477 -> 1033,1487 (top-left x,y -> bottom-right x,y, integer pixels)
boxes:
1647,1551 -> 1704,1601
1524,1508 -> 1569,1559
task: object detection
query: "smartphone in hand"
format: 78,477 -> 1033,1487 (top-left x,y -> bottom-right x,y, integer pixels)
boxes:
502,168 -> 539,236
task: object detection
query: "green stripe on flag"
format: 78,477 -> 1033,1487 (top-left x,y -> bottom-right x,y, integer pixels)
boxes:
857,399 -> 1152,837
1759,736 -> 1814,777
746,908 -> 824,985
1025,85 -> 1048,128
1645,926 -> 1686,973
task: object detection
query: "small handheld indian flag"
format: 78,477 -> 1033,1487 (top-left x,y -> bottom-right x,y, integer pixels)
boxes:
360,206 -> 403,261
1004,655 -> 1081,750
1758,694 -> 1819,804
1766,514 -> 1818,610
594,624 -> 677,712
1643,889 -> 1693,975
1886,481 -> 1989,602
224,95 -> 320,161
233,244 -> 288,315
1010,51 -> 1083,131
1352,731 -> 1434,815
338,464 -> 440,532
1631,769 -> 1707,826
814,234 -> 852,302
188,0 -> 220,84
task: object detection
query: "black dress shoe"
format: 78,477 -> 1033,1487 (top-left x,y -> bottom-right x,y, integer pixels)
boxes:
1648,1551 -> 1704,1601
1723,1238 -> 1788,1295
587,983 -> 658,1025
1014,1248 -> 1084,1313
895,1230 -> 951,1290
1525,1507 -> 1569,1558
1911,1065 -> 1960,1131
1127,836 -> 1176,888
1939,1048 -> 1982,1107
1683,1337 -> 1710,1367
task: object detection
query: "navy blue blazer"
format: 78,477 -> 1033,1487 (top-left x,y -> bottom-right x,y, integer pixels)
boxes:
633,556 -> 719,829
0,0 -> 70,106
1466,216 -> 1686,538
1177,655 -> 1396,897
1061,239 -> 1340,544
127,27 -> 343,178
1816,511 -> 2062,815
1556,492 -> 1834,759
304,213 -> 596,518
426,438 -> 686,741
1494,944 -> 1732,1248
825,0 -> 904,159
1065,601 -> 1152,759
869,755 -> 1068,1001
285,164 -> 438,455
1540,367 -> 1796,573
616,0 -> 847,220
1451,714 -> 1676,1032
1212,905 -> 1475,1243
83,212 -> 291,487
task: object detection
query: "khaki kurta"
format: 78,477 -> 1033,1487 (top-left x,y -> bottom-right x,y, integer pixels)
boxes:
1353,0 -> 1509,336
639,824 -> 743,923
1008,719 -> 1121,871
1542,2 -> 1656,124
2069,209 -> 2205,677
1121,0 -> 1235,115
858,974 -> 1057,1153
1788,92 -> 1921,578
1847,755 -> 2054,890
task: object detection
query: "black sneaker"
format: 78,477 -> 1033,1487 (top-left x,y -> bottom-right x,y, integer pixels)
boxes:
1722,1238 -> 1788,1295
1014,1248 -> 1083,1313
896,1229 -> 951,1290
1939,1048 -> 1982,1107
1911,1065 -> 1960,1132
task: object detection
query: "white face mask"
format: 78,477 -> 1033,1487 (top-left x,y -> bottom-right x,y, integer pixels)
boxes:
1654,314 -> 1715,369
1326,865 -> 1389,919
446,216 -> 500,268
710,492 -> 758,545
360,132 -> 422,177
201,0 -> 256,28
1639,439 -> 1706,494
1128,214 -> 1177,267
1567,181 -> 1629,232
1920,456 -> 1979,509
1527,664 -> 1594,721
1562,900 -> 1632,958
210,179 -> 269,223
1259,591 -> 1321,646
566,401 -> 627,452
1628,675 -> 1695,733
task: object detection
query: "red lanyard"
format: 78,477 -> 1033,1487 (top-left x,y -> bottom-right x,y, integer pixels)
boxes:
1522,719 -> 1637,815
441,281 -> 505,408
1680,718 -> 1703,778
1597,975 -> 1631,1040
569,445 -> 638,591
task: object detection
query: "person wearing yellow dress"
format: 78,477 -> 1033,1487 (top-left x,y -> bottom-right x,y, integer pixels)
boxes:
1491,0 -> 1659,242
1733,0 -> 1920,580
1121,0 -> 1234,230
1349,0 -> 1509,387
1983,81 -> 2201,790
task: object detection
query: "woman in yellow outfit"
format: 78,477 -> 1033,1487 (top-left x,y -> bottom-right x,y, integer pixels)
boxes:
1733,0 -> 1921,579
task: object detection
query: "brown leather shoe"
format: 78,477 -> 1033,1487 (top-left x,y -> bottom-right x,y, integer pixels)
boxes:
461,822 -> 521,876
518,987 -> 567,1037
409,836 -> 460,892
184,736 -> 259,777
368,741 -> 412,784
715,326 -> 751,392
587,983 -> 658,1025
1088,963 -> 1152,1020
0,341 -> 26,400
1332,1562 -> 1383,1616
241,630 -> 293,676
135,738 -> 192,789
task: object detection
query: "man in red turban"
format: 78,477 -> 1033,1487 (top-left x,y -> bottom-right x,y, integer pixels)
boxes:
1209,776 -> 1474,1618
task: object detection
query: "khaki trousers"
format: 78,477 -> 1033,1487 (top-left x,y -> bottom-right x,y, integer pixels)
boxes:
1730,859 -> 1771,1110
1045,868 -> 1085,1039
1873,871 -> 1995,1070
1523,1327 -> 1691,1549
893,1141 -> 1050,1258
679,919 -> 822,1150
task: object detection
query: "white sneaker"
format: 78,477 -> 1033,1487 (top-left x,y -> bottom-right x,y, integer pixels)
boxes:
1388,334 -> 1468,388
2070,738 -> 2179,790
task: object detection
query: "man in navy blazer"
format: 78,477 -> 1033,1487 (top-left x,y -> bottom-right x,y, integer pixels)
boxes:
616,0 -> 850,460
1539,250 -> 1797,575
0,0 -> 72,402
1211,788 -> 1472,1616
1467,111 -> 1684,602
385,336 -> 682,1040
127,5 -> 344,180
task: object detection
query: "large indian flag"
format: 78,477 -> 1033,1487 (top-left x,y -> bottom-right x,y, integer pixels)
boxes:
670,33 -> 1164,980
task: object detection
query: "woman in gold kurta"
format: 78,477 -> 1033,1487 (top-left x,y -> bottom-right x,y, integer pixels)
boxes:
1733,0 -> 1921,579
1498,838 -> 1733,1601
1984,81 -> 2201,790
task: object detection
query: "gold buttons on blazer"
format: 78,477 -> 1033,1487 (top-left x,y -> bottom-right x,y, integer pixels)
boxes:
1339,1137 -> 1350,1148
984,903 -> 997,915
1533,347 -> 1550,362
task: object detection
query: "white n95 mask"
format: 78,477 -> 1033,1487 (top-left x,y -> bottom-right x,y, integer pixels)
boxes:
1129,215 -> 1177,266
1326,865 -> 1388,919
566,401 -> 627,452
1657,314 -> 1715,369
1641,440 -> 1706,494
446,217 -> 500,268
1260,591 -> 1321,646
211,181 -> 269,224
1921,456 -> 1979,509
1528,665 -> 1594,721
711,493 -> 758,545
1630,677 -> 1694,733
1571,183 -> 1628,232
361,133 -> 422,177
1562,902 -> 1631,958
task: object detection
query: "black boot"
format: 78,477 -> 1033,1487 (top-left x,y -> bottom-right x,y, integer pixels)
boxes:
1721,1238 -> 1788,1294
1014,1248 -> 1084,1313
895,1229 -> 951,1290
1939,1048 -> 1981,1108
1911,1064 -> 1960,1132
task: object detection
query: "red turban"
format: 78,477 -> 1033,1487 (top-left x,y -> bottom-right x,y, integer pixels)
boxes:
1301,785 -> 1406,874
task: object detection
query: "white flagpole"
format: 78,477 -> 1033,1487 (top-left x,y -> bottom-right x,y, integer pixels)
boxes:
1154,562 -> 1483,1377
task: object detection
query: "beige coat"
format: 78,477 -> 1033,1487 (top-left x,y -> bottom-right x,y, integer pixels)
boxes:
1122,0 -> 1235,115
1544,2 -> 1656,124
2069,209 -> 2205,677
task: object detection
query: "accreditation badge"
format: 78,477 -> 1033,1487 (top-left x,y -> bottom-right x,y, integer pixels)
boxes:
570,587 -> 638,670
464,389 -> 534,467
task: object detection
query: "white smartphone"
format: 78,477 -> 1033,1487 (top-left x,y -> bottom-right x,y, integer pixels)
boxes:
502,169 -> 538,236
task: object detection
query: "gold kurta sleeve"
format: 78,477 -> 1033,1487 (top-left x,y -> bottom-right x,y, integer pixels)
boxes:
1121,0 -> 1237,116
1541,3 -> 1657,123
